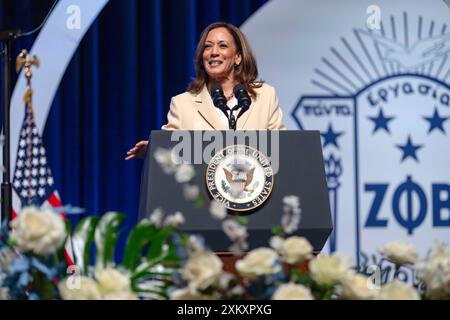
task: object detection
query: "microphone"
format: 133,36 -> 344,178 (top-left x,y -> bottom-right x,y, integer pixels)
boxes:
233,84 -> 251,119
210,83 -> 227,112
211,83 -> 238,129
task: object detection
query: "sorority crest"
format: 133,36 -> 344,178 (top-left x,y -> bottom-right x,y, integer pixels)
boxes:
242,0 -> 450,283
292,13 -> 450,265
206,145 -> 274,211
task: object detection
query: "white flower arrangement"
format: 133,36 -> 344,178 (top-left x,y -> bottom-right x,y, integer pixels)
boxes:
175,164 -> 196,183
57,267 -> 138,300
278,236 -> 313,264
414,242 -> 450,299
339,274 -> 379,300
182,251 -> 223,293
58,277 -> 103,300
309,253 -> 352,286
209,201 -> 227,220
3,146 -> 446,301
96,268 -> 133,296
378,280 -> 421,300
379,240 -> 419,266
9,207 -> 66,256
0,206 -> 188,300
235,247 -> 281,280
272,283 -> 314,300
2,203 -> 449,300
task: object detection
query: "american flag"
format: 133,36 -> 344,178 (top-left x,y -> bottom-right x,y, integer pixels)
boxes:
12,104 -> 74,265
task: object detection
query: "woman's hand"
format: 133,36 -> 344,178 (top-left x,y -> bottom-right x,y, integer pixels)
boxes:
125,140 -> 149,160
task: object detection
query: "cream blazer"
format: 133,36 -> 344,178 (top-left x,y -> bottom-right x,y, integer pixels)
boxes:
161,83 -> 286,130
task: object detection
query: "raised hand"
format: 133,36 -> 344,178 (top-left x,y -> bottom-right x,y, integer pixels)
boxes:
125,140 -> 149,160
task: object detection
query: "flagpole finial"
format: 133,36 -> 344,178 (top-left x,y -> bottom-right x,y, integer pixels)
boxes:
16,50 -> 40,108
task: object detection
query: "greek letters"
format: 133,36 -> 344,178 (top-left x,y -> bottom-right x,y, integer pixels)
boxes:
366,81 -> 450,107
303,103 -> 352,116
365,176 -> 450,233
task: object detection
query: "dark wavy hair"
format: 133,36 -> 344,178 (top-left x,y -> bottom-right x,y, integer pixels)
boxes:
187,22 -> 263,98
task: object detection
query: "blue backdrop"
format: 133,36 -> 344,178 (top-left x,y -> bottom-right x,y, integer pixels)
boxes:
0,0 -> 267,218
0,0 -> 268,245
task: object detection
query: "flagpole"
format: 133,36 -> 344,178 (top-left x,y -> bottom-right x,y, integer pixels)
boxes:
0,30 -> 20,224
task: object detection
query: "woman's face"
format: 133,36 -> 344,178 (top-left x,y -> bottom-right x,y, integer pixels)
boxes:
202,27 -> 241,82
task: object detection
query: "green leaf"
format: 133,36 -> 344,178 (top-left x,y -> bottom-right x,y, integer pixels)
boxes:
271,225 -> 283,236
72,216 -> 99,273
122,219 -> 158,271
94,212 -> 126,269
292,269 -> 314,286
234,216 -> 248,225
312,283 -> 336,300
163,242 -> 182,263
179,232 -> 190,246
146,225 -> 175,260
32,269 -> 57,300
194,195 -> 205,208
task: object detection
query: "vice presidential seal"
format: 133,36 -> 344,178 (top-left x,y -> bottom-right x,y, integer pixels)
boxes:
206,145 -> 274,211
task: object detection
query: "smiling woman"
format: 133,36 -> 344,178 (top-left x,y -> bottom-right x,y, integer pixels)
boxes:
125,22 -> 286,161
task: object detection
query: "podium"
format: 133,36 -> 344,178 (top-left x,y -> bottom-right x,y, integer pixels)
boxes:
138,130 -> 332,255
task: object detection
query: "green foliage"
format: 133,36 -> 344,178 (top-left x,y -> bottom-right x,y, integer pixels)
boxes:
94,212 -> 127,270
194,194 -> 205,208
234,216 -> 248,225
146,225 -> 175,260
122,219 -> 158,271
271,225 -> 283,236
69,212 -> 184,299
72,216 -> 99,273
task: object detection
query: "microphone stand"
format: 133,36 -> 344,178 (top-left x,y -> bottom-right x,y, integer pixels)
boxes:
228,105 -> 241,130
0,29 -> 21,224
223,104 -> 249,130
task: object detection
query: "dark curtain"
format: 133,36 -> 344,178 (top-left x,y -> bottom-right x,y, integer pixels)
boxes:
0,0 -> 268,244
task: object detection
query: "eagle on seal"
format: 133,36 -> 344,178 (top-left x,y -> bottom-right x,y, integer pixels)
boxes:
223,167 -> 255,194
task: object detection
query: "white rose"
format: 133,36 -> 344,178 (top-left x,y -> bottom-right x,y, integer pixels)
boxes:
222,219 -> 247,241
149,207 -> 164,227
269,236 -> 284,251
340,274 -> 378,300
209,201 -> 227,220
283,195 -> 300,209
187,235 -> 205,255
309,254 -> 351,286
175,164 -> 195,183
59,277 -> 102,300
235,248 -> 281,280
170,287 -> 219,300
279,236 -> 313,264
103,291 -> 138,300
281,211 -> 301,234
164,211 -> 185,227
378,280 -> 420,300
154,147 -> 177,174
96,268 -> 131,295
229,239 -> 249,256
379,241 -> 418,265
10,207 -> 66,256
415,242 -> 450,299
183,251 -> 223,292
183,184 -> 200,200
272,283 -> 314,300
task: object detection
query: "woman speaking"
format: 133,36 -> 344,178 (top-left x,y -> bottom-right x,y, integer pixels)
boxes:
126,22 -> 286,160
